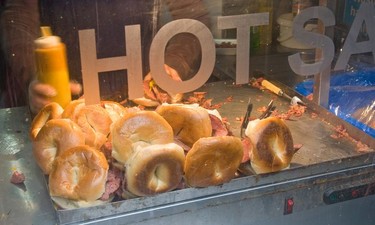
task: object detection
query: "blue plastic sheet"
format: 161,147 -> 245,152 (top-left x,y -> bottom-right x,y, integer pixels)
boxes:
295,64 -> 375,137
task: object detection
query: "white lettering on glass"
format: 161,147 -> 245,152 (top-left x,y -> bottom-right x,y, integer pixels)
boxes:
77,6 -> 374,104
217,13 -> 268,84
150,19 -> 215,95
288,6 -> 335,76
335,2 -> 375,70
79,25 -> 143,105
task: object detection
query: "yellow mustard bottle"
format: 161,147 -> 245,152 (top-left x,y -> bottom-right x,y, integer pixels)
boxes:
34,29 -> 71,108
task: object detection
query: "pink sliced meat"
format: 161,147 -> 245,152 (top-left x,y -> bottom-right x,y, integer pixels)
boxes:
10,171 -> 25,184
209,114 -> 228,137
100,168 -> 123,201
241,137 -> 253,163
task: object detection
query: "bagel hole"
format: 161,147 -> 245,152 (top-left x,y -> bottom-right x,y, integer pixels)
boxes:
45,147 -> 58,159
150,164 -> 169,191
214,169 -> 223,180
271,136 -> 285,162
132,141 -> 150,151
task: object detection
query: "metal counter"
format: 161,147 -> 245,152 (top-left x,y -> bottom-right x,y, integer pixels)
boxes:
0,107 -> 56,225
1,81 -> 375,225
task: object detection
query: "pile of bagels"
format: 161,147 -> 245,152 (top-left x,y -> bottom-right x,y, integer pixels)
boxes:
29,99 -> 296,209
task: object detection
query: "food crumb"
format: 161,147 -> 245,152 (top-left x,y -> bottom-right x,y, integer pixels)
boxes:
311,112 -> 318,119
10,171 -> 25,184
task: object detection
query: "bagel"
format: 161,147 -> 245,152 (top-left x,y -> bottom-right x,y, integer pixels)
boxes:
244,117 -> 294,174
156,103 -> 212,147
76,105 -> 112,149
124,143 -> 185,197
49,145 -> 109,208
111,110 -> 174,166
32,118 -> 85,174
184,136 -> 243,187
50,195 -> 112,209
61,99 -> 85,119
63,103 -> 113,149
132,97 -> 160,107
30,102 -> 63,140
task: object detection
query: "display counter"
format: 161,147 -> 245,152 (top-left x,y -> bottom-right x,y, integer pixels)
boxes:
1,2 -> 375,224
1,80 -> 374,225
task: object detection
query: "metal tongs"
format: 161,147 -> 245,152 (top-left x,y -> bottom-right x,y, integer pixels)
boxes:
240,98 -> 253,138
259,99 -> 276,119
240,98 -> 276,138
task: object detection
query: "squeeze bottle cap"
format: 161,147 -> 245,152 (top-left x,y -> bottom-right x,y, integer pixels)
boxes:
34,35 -> 62,49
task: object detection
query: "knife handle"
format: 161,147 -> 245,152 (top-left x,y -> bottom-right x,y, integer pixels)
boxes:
261,80 -> 283,96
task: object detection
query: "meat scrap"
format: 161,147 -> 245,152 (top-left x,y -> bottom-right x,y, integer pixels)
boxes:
209,114 -> 228,137
330,124 -> 347,139
356,141 -> 371,153
201,98 -> 214,109
210,102 -> 224,110
274,104 -> 307,120
330,124 -> 371,153
100,140 -> 113,160
288,105 -> 306,117
174,138 -> 191,152
257,106 -> 268,114
225,96 -> 233,102
10,171 -> 25,184
185,92 -> 207,104
101,167 -> 123,201
293,144 -> 303,153
241,137 -> 253,163
311,112 -> 318,119
185,92 -> 229,110
250,77 -> 265,90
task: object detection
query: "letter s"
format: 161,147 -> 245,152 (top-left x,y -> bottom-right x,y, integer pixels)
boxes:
288,6 -> 335,76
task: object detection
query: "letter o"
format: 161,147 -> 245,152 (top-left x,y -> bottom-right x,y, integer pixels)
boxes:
150,19 -> 215,94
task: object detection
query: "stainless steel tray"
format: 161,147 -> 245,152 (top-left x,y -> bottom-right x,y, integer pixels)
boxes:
53,81 -> 374,224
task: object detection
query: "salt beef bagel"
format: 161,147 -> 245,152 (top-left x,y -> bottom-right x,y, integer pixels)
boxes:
49,145 -> 109,209
184,136 -> 244,188
244,117 -> 294,174
30,102 -> 63,140
111,110 -> 174,166
32,118 -> 85,174
62,100 -> 113,149
60,99 -> 85,119
156,103 -> 212,148
124,143 -> 185,197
